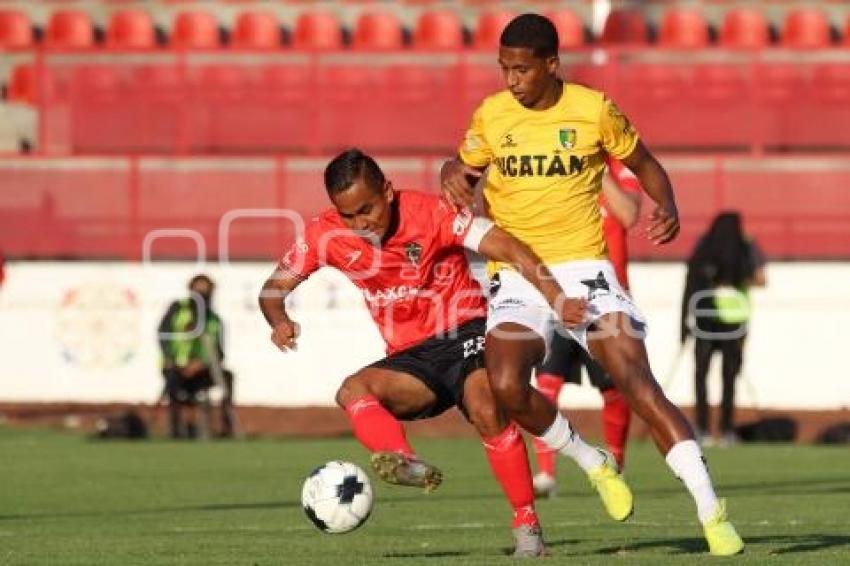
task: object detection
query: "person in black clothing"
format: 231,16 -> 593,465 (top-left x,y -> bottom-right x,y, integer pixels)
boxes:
158,274 -> 235,438
681,212 -> 766,446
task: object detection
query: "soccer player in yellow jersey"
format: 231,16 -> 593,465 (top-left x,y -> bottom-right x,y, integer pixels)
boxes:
440,14 -> 743,556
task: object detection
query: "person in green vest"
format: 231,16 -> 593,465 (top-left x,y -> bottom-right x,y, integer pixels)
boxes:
158,274 -> 235,439
681,212 -> 766,447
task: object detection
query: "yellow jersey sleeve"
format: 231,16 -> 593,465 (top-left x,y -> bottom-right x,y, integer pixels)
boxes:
599,97 -> 639,160
458,105 -> 493,167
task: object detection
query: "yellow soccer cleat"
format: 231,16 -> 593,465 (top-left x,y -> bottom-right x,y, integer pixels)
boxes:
703,499 -> 744,556
587,452 -> 634,521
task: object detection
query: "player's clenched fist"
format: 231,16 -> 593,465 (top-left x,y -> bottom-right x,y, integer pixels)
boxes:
556,297 -> 588,328
440,159 -> 481,210
271,319 -> 300,352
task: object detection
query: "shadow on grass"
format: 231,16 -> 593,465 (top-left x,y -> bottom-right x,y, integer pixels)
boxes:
747,533 -> 850,554
0,500 -> 298,521
596,533 -> 850,556
383,550 -> 468,559
0,491 -> 508,522
582,475 -> 850,499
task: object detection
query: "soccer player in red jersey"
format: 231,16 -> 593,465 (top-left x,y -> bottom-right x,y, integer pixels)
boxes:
259,149 -> 615,557
532,157 -> 641,497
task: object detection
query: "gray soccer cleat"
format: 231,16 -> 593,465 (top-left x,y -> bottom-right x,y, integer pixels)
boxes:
512,524 -> 547,558
370,452 -> 443,493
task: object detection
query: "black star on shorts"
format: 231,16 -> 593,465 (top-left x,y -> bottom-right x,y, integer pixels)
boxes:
580,271 -> 610,300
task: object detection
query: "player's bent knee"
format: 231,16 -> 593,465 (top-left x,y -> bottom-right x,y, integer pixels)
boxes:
466,402 -> 503,438
488,372 -> 532,413
334,373 -> 373,408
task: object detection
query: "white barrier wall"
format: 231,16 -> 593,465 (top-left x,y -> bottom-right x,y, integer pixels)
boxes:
0,261 -> 848,410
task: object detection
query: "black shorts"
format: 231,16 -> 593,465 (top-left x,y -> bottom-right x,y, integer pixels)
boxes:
538,331 -> 615,391
368,318 -> 486,420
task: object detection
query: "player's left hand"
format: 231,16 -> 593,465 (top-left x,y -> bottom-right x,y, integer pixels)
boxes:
647,201 -> 680,245
557,297 -> 588,328
271,319 -> 300,352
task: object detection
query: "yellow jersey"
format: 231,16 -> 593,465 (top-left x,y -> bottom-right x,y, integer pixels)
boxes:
458,83 -> 640,268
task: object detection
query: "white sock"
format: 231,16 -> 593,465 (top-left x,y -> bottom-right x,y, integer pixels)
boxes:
537,412 -> 605,473
665,440 -> 721,523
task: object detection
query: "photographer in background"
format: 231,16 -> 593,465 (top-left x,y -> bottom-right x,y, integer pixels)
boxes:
682,212 -> 766,447
158,274 -> 235,439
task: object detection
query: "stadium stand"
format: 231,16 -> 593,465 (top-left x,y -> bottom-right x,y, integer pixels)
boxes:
291,10 -> 343,50
719,8 -> 771,49
45,10 -> 95,49
545,10 -> 585,48
781,8 -> 832,49
413,10 -> 464,50
0,9 -> 33,49
171,10 -> 220,49
658,7 -> 709,49
6,64 -> 37,105
230,11 -> 281,50
472,10 -> 515,49
600,9 -> 649,44
106,10 -> 156,50
352,11 -> 405,50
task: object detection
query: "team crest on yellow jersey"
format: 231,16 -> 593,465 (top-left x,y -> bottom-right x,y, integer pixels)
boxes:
559,128 -> 577,149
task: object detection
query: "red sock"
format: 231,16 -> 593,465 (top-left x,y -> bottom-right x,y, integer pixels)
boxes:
343,395 -> 413,457
482,423 -> 539,529
533,373 -> 563,477
601,388 -> 631,470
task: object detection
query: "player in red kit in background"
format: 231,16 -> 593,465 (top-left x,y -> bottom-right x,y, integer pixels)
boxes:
532,157 -> 642,498
259,149 -> 628,557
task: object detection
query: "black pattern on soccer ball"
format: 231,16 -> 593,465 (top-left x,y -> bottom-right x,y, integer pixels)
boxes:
336,474 -> 365,504
303,505 -> 328,532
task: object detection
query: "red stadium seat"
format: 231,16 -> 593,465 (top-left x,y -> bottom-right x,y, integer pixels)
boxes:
45,10 -> 95,48
600,10 -> 648,45
106,10 -> 156,49
413,10 -> 463,50
719,8 -> 770,49
545,10 -> 585,49
0,10 -> 33,49
292,11 -> 343,50
782,9 -> 831,49
171,11 -> 220,49
352,11 -> 404,50
6,64 -> 37,104
231,11 -> 280,49
659,7 -> 709,48
473,11 -> 516,50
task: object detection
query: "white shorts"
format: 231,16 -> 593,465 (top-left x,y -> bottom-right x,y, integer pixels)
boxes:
486,259 -> 647,354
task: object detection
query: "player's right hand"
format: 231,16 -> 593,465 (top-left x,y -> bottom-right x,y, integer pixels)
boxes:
557,297 -> 588,328
271,319 -> 300,352
440,159 -> 481,210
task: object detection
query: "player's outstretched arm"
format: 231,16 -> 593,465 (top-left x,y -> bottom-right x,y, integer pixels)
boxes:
259,267 -> 303,352
476,226 -> 586,328
601,174 -> 641,229
439,157 -> 484,210
621,141 -> 680,245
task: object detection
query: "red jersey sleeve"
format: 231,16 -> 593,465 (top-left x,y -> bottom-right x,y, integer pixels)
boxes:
606,156 -> 641,195
278,218 -> 322,280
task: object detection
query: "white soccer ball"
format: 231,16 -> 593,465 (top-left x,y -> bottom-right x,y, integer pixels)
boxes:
301,461 -> 373,534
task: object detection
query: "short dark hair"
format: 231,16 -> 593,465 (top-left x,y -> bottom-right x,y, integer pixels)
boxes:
324,148 -> 386,196
188,273 -> 214,290
500,13 -> 559,58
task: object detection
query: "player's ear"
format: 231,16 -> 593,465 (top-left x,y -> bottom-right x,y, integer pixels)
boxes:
384,180 -> 394,203
546,54 -> 560,76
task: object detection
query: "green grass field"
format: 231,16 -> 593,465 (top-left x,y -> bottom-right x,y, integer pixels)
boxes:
1,428 -> 848,565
